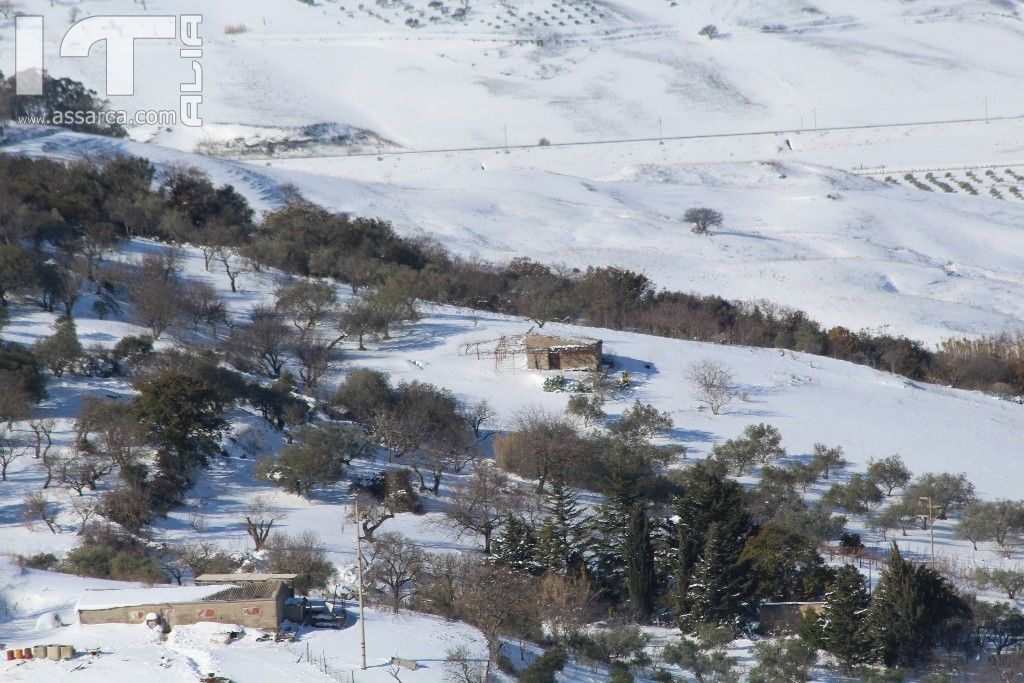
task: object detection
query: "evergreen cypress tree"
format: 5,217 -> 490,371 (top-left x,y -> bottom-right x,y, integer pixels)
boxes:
813,564 -> 871,668
671,463 -> 755,632
589,446 -> 651,599
679,522 -> 755,631
588,497 -> 630,598
536,480 -> 585,575
865,543 -> 970,668
489,514 -> 542,575
624,503 -> 656,621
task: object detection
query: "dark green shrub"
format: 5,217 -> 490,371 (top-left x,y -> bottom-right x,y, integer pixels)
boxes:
609,661 -> 634,683
518,648 -> 567,683
20,552 -> 59,570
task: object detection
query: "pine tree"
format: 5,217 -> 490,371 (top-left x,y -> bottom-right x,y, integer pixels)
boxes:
489,514 -> 542,575
813,564 -> 871,668
536,480 -> 585,575
589,445 -> 652,599
679,522 -> 755,632
624,503 -> 656,621
672,464 -> 755,631
588,498 -> 630,598
865,543 -> 970,668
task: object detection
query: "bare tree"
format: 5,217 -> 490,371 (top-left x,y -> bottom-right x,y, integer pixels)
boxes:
180,279 -> 228,337
442,463 -> 524,553
214,247 -> 249,293
187,506 -> 210,535
366,532 -> 426,613
0,426 -> 27,481
127,268 -> 185,340
687,359 -> 736,415
371,407 -> 427,464
244,496 -> 286,551
351,490 -> 396,542
76,397 -> 146,468
444,646 -> 487,683
339,296 -> 387,350
411,411 -> 476,494
21,492 -> 60,533
69,497 -> 99,535
275,279 -> 341,339
172,540 -> 239,578
38,448 -> 65,489
225,307 -> 293,377
493,407 -> 587,493
60,446 -> 113,494
537,570 -> 595,645
291,332 -> 341,391
27,419 -> 55,459
455,563 -> 535,667
684,207 -> 723,234
463,399 -> 495,441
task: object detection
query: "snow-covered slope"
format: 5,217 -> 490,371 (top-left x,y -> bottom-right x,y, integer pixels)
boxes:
1,239 -> 1021,566
1,237 -> 1020,680
4,0 -> 1023,154
3,1 -> 1024,344
9,127 -> 1024,345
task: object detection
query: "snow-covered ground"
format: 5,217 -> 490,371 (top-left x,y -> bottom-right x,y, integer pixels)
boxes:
1,237 -> 1021,680
9,126 -> 1024,346
2,2 -> 1023,679
0,559 -> 488,682
5,0 -> 1024,154
3,1 -> 1024,344
2,238 -> 1022,573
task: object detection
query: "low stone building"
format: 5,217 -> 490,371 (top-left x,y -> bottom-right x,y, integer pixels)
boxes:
76,580 -> 292,632
522,334 -> 603,371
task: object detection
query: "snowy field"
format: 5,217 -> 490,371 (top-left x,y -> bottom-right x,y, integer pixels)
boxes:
4,0 -> 1024,153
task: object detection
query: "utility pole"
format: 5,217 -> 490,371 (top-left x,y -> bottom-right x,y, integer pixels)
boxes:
503,124 -> 509,151
985,96 -> 989,124
354,501 -> 367,670
658,116 -> 664,145
918,496 -> 935,564
813,106 -> 818,131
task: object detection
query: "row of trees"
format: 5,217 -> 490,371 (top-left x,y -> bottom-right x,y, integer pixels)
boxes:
2,152 -> 1020,409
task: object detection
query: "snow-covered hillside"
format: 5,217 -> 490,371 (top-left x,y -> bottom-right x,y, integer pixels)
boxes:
0,237 -> 1020,568
9,126 -> 1024,346
2,237 -> 1022,680
2,1 -> 1024,345
4,0 -> 1023,153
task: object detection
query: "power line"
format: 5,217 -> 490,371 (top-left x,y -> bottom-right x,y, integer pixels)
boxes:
239,112 -> 1024,163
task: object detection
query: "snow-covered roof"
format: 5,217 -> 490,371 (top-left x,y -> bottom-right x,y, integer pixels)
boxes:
195,573 -> 297,583
76,584 -> 237,611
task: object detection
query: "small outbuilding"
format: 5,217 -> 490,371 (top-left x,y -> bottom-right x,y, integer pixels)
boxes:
522,334 -> 603,371
76,580 -> 293,632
